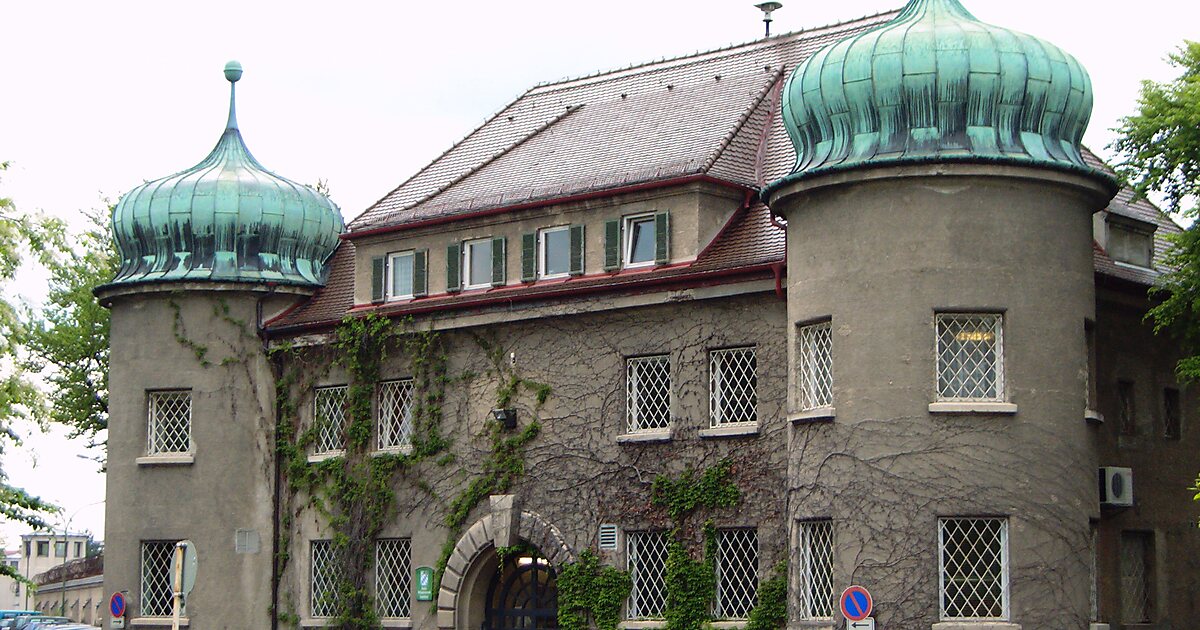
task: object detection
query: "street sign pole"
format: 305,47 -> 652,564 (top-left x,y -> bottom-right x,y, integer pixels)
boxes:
171,543 -> 184,630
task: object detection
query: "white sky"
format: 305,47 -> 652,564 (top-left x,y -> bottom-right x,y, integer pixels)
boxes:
0,0 -> 1196,547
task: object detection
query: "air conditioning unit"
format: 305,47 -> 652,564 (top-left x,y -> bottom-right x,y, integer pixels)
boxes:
1099,467 -> 1134,507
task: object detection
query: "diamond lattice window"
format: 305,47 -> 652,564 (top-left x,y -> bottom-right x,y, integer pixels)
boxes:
147,391 -> 191,455
1120,532 -> 1152,623
627,355 -> 671,433
797,322 -> 833,410
715,528 -> 758,620
378,380 -> 415,451
314,386 -> 349,454
376,538 -> 412,618
936,314 -> 1004,401
311,539 -> 342,618
140,541 -> 179,617
939,517 -> 1008,620
796,520 -> 834,619
710,347 -> 757,427
627,531 -> 668,619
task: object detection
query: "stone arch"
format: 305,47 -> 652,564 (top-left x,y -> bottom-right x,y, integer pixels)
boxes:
437,495 -> 576,629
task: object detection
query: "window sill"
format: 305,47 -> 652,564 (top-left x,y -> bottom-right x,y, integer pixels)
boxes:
620,621 -> 666,629
136,454 -> 194,466
699,424 -> 759,439
1085,409 -> 1104,425
616,430 -> 672,444
1089,624 -> 1111,630
307,451 -> 345,463
374,446 -> 413,456
928,402 -> 1018,415
790,407 -> 836,424
931,622 -> 1020,630
379,619 -> 413,629
787,622 -> 835,630
130,618 -> 189,627
709,622 -> 749,629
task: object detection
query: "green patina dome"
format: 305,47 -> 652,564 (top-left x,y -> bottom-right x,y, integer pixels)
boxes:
768,0 -> 1104,193
108,62 -> 345,288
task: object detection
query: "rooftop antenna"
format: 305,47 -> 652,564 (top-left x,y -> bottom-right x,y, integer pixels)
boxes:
756,2 -> 783,37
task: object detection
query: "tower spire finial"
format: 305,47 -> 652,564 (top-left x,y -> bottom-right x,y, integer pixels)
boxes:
224,60 -> 243,130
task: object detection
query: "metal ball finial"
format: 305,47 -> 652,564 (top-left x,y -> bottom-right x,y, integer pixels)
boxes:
224,60 -> 243,83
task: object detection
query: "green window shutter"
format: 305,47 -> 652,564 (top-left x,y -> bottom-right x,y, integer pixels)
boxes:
655,212 -> 670,265
569,224 -> 585,276
604,219 -> 621,271
371,256 -> 386,303
491,236 -> 506,287
521,233 -> 537,282
446,242 -> 461,293
412,249 -> 428,297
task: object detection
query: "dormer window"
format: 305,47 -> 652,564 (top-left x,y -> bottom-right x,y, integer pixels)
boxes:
625,214 -> 658,268
521,226 -> 584,281
370,250 -> 427,303
604,212 -> 670,271
1105,213 -> 1157,269
540,226 -> 571,279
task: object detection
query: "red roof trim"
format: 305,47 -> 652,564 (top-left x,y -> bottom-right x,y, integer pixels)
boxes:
343,174 -> 754,240
266,262 -> 777,336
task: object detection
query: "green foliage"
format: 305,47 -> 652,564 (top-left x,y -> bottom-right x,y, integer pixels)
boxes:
663,523 -> 717,630
1112,41 -> 1200,216
21,206 -> 116,452
557,549 -> 632,630
651,458 -> 741,522
1191,474 -> 1200,525
0,161 -> 61,582
744,561 -> 788,630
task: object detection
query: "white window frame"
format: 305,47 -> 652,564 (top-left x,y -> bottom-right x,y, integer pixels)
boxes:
714,528 -> 759,620
797,321 -> 833,411
140,540 -> 180,617
313,385 -> 349,456
623,214 -> 657,269
538,225 -> 571,280
626,354 -> 672,433
935,313 -> 1005,402
626,531 -> 669,620
795,519 -> 834,620
462,237 -> 494,290
310,539 -> 340,618
386,250 -> 415,300
709,346 -> 758,427
146,389 -> 192,455
375,538 -> 413,619
938,517 -> 1010,621
377,379 -> 415,452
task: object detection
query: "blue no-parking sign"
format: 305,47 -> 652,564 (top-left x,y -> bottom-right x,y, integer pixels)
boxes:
839,585 -> 873,621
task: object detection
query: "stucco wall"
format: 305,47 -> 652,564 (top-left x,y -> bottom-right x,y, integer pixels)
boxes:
773,165 -> 1112,629
280,292 -> 789,627
103,290 -> 297,629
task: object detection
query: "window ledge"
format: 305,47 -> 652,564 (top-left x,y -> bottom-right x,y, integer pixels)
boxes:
616,430 -> 672,444
1085,409 -> 1104,425
928,402 -> 1018,415
373,446 -> 413,456
710,622 -> 749,630
1089,625 -> 1111,630
379,619 -> 413,629
620,621 -> 666,629
787,622 -> 835,630
699,424 -> 759,439
931,623 -> 1020,630
307,451 -> 345,463
136,454 -> 194,466
790,407 -> 836,424
130,618 -> 189,627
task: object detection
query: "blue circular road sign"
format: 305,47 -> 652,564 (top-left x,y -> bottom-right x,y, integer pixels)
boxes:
839,585 -> 873,621
110,592 -> 126,618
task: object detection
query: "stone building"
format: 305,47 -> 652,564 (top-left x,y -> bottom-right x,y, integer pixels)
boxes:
97,1 -> 1198,629
32,554 -> 105,625
16,532 -> 92,612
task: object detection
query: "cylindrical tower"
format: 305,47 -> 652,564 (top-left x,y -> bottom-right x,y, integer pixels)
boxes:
96,62 -> 344,628
764,2 -> 1116,628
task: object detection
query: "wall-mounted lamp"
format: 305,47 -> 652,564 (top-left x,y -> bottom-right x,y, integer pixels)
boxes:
492,408 -> 518,429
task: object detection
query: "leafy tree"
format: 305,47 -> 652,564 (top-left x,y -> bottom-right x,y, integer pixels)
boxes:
0,161 -> 60,581
21,206 -> 116,452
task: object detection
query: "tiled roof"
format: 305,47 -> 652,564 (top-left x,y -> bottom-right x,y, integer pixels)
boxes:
349,11 -> 899,232
268,12 -> 1182,333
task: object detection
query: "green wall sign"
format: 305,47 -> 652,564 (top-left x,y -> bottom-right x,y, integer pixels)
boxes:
415,566 -> 435,601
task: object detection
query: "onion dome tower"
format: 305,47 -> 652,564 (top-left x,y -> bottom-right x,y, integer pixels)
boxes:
765,0 -> 1111,195
106,61 -> 344,288
765,1 -> 1116,626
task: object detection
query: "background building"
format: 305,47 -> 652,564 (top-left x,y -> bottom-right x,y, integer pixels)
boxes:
18,532 -> 92,611
98,1 -> 1197,628
32,554 -> 105,625
1,548 -> 21,610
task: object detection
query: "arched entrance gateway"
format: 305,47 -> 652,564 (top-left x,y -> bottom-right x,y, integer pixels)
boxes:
437,497 -> 575,629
